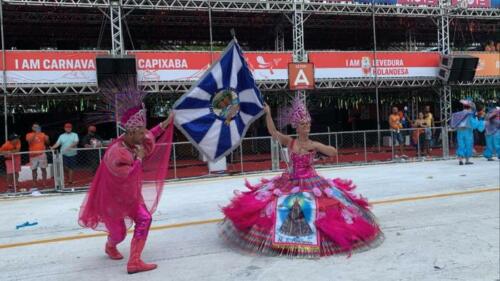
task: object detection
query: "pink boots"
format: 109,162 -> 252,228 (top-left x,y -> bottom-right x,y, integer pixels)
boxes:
127,238 -> 157,274
105,242 -> 124,260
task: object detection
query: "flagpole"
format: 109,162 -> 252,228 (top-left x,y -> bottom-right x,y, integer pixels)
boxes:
230,28 -> 237,43
208,0 -> 214,64
0,0 -> 7,142
372,0 -> 381,151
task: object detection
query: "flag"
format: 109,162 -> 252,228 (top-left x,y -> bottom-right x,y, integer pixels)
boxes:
173,40 -> 264,162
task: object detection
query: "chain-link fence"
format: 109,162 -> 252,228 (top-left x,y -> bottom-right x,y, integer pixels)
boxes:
170,141 -> 207,179
1,127 -> 458,195
0,150 -> 57,194
58,147 -> 105,191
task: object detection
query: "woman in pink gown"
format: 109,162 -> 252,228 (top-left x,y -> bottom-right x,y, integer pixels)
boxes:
221,99 -> 383,257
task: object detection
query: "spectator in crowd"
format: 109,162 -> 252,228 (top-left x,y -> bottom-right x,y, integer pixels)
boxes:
424,105 -> 434,153
412,112 -> 429,157
26,123 -> 50,187
496,42 -> 500,52
0,134 -> 21,191
51,123 -> 79,185
389,106 -> 407,159
80,125 -> 103,173
399,106 -> 411,129
484,40 -> 496,51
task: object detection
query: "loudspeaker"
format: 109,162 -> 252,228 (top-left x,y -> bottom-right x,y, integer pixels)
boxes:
461,57 -> 479,70
440,55 -> 464,70
96,56 -> 137,86
438,55 -> 478,83
459,70 -> 477,82
438,68 -> 461,82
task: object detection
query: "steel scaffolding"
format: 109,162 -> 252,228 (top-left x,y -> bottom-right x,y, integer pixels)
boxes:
109,1 -> 124,55
1,0 -> 499,152
3,0 -> 499,18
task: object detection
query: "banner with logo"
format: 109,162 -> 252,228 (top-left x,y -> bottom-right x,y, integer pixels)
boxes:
463,52 -> 500,77
130,51 -> 293,82
2,50 -> 494,85
0,51 -> 107,84
397,0 -> 438,6
309,51 -> 441,79
450,0 -> 491,8
131,51 -> 213,82
245,52 -> 293,80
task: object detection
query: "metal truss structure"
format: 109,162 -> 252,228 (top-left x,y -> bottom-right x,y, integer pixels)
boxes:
437,4 -> 450,55
1,0 -> 498,155
3,0 -> 499,19
292,1 -> 307,101
454,77 -> 500,86
439,85 -> 452,157
1,0 -> 498,100
1,84 -> 100,95
0,77 -> 500,95
437,0 -> 450,157
274,27 -> 285,51
4,77 -> 497,96
109,2 -> 124,55
8,10 -> 496,31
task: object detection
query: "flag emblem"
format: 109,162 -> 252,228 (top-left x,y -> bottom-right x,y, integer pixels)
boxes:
173,40 -> 264,161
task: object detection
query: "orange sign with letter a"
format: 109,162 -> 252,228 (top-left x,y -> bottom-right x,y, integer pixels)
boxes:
288,63 -> 315,90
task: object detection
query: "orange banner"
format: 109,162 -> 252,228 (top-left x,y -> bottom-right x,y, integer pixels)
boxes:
129,51 -> 293,81
465,52 -> 500,77
0,50 -> 108,84
309,51 -> 440,79
0,50 -> 107,71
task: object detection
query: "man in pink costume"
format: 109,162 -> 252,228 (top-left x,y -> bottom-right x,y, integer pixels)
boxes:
79,101 -> 174,274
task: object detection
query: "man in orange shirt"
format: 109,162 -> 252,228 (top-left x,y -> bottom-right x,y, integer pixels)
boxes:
26,123 -> 50,187
0,134 -> 22,191
389,107 -> 407,158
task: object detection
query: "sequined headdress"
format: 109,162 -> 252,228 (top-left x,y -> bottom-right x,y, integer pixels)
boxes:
279,96 -> 311,129
85,76 -> 148,131
120,103 -> 147,130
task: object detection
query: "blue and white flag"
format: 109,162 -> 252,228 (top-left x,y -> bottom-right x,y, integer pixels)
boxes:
173,40 -> 264,162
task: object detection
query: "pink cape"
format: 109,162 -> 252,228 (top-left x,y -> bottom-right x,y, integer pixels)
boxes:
78,121 -> 174,232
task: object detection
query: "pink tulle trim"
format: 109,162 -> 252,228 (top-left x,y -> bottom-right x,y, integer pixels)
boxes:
222,191 -> 274,232
330,178 -> 370,209
315,207 -> 379,252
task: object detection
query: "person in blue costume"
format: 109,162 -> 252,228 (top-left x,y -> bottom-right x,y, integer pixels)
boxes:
450,99 -> 485,165
483,105 -> 500,161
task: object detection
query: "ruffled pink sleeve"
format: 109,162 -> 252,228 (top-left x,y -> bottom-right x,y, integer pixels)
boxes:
143,124 -> 165,157
149,124 -> 165,138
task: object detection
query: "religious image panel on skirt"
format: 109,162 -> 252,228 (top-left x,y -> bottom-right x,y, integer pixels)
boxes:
273,192 -> 320,248
173,40 -> 264,162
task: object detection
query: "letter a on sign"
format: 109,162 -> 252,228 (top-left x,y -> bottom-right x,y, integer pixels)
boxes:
294,69 -> 309,86
288,63 -> 314,90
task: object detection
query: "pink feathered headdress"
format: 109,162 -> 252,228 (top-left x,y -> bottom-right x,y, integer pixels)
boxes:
120,103 -> 147,130
281,96 -> 311,128
85,76 -> 148,131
